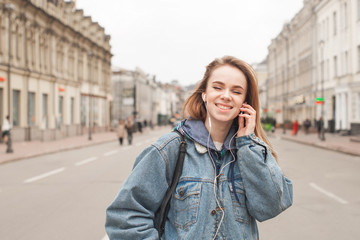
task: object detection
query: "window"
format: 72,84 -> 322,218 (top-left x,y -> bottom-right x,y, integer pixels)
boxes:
333,11 -> 337,36
334,56 -> 338,77
58,96 -> 63,127
12,90 -> 20,126
70,97 -> 74,124
345,51 -> 349,75
93,97 -> 98,126
42,94 -> 48,128
27,92 -> 35,126
81,95 -> 86,126
358,0 -> 360,21
343,2 -> 348,29
358,46 -> 360,71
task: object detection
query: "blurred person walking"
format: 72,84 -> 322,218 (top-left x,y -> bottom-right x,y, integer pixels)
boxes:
1,115 -> 11,143
125,117 -> 134,145
318,117 -> 324,139
116,119 -> 126,146
292,120 -> 299,136
304,119 -> 311,134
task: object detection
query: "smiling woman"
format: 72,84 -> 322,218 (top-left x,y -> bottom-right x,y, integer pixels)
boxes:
105,56 -> 293,240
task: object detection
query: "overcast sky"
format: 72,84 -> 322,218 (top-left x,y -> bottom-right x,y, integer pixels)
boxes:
75,0 -> 303,86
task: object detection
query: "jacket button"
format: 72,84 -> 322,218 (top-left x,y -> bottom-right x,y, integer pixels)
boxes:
179,190 -> 184,197
211,210 -> 216,215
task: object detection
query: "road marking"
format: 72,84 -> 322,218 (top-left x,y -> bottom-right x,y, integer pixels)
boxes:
101,234 -> 109,240
104,150 -> 118,156
309,182 -> 349,204
24,167 -> 65,183
136,142 -> 143,146
75,157 -> 97,166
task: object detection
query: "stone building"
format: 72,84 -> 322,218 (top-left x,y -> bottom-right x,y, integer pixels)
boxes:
267,0 -> 360,134
0,0 -> 112,141
267,0 -> 317,128
112,67 -> 157,127
112,68 -> 184,127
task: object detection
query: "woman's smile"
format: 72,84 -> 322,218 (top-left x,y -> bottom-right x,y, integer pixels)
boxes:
215,103 -> 233,111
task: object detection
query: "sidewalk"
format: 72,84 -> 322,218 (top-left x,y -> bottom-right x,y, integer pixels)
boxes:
0,131 -> 118,165
268,129 -> 360,157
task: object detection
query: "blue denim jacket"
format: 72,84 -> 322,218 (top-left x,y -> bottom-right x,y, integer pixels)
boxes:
105,119 -> 293,240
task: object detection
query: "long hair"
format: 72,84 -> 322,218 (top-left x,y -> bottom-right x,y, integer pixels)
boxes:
182,56 -> 278,161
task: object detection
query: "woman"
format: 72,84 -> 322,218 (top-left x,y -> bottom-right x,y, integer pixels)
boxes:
105,56 -> 293,239
125,117 -> 134,145
116,119 -> 125,146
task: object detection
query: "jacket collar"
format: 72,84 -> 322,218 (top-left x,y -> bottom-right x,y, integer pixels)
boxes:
176,119 -> 237,151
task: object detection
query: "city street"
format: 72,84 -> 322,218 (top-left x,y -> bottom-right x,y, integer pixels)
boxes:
0,127 -> 359,240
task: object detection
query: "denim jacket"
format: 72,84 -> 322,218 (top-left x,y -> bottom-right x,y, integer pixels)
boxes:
105,119 -> 293,240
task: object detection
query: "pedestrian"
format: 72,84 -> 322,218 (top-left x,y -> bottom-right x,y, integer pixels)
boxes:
105,56 -> 293,240
317,116 -> 324,139
304,118 -> 311,134
292,119 -> 299,136
116,119 -> 125,146
125,117 -> 134,145
1,115 -> 11,144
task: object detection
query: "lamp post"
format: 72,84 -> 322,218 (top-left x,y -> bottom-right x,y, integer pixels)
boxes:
319,41 -> 326,141
4,3 -> 15,153
88,51 -> 93,140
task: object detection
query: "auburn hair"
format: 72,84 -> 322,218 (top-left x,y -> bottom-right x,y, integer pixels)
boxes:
182,56 -> 278,161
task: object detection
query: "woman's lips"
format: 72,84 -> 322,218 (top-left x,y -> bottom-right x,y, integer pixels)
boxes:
215,103 -> 233,110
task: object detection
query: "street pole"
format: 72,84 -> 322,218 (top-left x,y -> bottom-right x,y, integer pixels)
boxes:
321,69 -> 325,141
88,51 -> 93,140
320,41 -> 326,141
4,3 -> 15,153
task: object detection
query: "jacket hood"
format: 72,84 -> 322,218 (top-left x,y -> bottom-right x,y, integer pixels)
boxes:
175,119 -> 237,151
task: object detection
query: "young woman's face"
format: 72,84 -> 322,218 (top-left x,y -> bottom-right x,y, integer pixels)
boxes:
203,65 -> 247,127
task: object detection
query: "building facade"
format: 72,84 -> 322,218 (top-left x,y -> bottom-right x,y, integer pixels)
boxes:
112,68 -> 184,128
267,0 -> 360,134
0,0 -> 112,141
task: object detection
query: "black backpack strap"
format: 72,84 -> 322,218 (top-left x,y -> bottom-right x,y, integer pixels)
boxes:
157,130 -> 186,239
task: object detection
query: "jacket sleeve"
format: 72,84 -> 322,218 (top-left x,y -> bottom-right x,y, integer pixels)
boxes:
105,145 -> 170,240
236,133 -> 293,222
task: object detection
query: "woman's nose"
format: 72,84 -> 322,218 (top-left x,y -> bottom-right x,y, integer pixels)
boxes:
221,90 -> 231,100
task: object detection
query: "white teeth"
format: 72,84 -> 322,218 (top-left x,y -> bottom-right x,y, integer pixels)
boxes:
217,105 -> 230,110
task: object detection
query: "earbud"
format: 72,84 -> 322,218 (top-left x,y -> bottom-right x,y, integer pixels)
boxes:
202,94 -> 206,102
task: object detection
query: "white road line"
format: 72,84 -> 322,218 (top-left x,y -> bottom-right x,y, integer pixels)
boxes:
75,157 -> 97,166
101,234 -> 109,240
104,150 -> 118,156
136,142 -> 143,146
309,182 -> 349,204
24,167 -> 65,183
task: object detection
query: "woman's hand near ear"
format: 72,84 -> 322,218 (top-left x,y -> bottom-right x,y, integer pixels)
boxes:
237,103 -> 256,137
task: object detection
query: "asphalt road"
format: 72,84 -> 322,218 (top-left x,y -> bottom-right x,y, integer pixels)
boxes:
0,128 -> 359,240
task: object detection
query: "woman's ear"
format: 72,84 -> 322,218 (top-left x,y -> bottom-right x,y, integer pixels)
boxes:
202,93 -> 206,102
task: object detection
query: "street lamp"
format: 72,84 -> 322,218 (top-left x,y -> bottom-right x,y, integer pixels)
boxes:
88,51 -> 93,140
319,41 -> 326,141
4,3 -> 15,153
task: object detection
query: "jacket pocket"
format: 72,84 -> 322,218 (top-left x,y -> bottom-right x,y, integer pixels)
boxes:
229,182 -> 250,224
170,181 -> 201,229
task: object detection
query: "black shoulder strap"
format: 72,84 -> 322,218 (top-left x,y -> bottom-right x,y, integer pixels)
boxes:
157,130 -> 186,239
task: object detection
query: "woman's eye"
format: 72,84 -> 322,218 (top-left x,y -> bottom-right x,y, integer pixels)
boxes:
233,91 -> 242,94
213,86 -> 221,90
